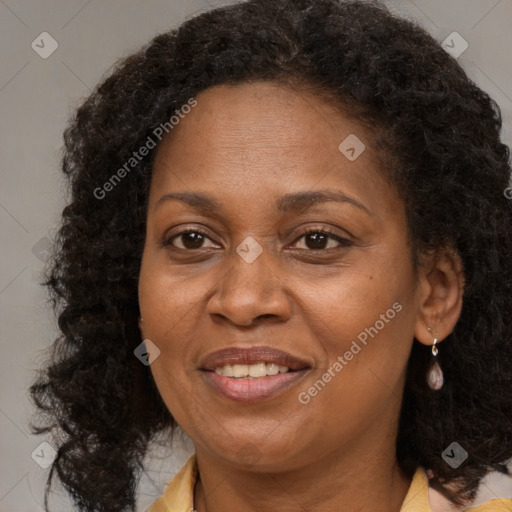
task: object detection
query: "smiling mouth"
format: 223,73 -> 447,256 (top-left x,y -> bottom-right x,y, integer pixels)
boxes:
212,362 -> 292,379
199,345 -> 311,401
201,357 -> 310,402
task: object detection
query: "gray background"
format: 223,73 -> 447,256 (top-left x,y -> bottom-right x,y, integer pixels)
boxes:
1,0 -> 511,510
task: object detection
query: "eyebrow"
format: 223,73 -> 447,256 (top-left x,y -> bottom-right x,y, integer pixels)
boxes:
154,189 -> 372,216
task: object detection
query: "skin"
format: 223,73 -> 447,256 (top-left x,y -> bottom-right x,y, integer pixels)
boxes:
138,81 -> 464,512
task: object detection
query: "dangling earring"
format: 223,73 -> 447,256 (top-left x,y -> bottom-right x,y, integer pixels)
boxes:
426,327 -> 444,390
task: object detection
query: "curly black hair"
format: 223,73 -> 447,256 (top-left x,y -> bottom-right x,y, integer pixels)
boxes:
29,0 -> 512,510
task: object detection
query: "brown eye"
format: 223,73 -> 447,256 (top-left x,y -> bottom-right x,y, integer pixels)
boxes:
165,229 -> 219,250
304,232 -> 329,250
292,229 -> 353,251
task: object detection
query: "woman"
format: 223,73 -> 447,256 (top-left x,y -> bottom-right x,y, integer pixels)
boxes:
30,0 -> 512,511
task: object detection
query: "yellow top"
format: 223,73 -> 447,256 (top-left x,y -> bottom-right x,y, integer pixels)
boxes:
146,454 -> 512,512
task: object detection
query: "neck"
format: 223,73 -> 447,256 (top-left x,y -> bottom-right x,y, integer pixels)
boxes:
193,438 -> 412,512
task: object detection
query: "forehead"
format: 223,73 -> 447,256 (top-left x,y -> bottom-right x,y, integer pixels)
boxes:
156,81 -> 361,155
148,81 -> 400,219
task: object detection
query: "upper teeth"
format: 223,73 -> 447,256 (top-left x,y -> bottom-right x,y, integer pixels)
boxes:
214,363 -> 290,378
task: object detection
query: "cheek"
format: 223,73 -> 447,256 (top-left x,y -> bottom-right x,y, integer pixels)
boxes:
300,307 -> 412,445
138,257 -> 220,407
138,251 -> 212,337
298,251 -> 416,394
300,255 -> 412,344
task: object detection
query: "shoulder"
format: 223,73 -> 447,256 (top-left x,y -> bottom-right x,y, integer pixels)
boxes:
400,466 -> 512,512
146,454 -> 197,512
427,465 -> 512,512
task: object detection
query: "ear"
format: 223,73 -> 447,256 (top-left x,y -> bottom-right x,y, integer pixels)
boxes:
414,246 -> 465,347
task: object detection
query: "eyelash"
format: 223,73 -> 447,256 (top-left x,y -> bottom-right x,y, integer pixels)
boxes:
162,227 -> 353,252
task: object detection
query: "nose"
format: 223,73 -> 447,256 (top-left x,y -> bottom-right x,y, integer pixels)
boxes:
206,243 -> 293,327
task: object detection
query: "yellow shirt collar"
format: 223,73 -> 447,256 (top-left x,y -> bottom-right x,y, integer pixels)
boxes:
146,454 -> 512,512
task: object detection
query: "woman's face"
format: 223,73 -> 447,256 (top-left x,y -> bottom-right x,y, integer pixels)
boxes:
138,81 -> 424,471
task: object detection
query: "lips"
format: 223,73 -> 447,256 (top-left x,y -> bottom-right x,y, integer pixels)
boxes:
199,346 -> 310,372
199,346 -> 311,402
